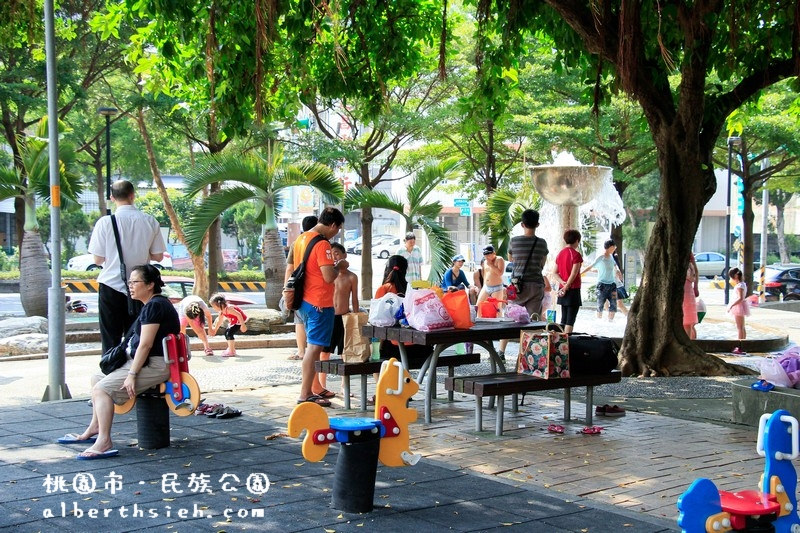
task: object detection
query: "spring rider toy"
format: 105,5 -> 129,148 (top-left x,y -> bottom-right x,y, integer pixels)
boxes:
287,358 -> 421,512
677,409 -> 800,532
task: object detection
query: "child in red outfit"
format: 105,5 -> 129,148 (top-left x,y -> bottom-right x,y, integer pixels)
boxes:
209,294 -> 248,357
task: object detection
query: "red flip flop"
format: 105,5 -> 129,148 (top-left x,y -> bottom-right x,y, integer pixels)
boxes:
579,426 -> 603,435
547,424 -> 565,434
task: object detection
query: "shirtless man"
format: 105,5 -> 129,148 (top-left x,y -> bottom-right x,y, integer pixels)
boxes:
315,242 -> 359,395
476,245 -> 506,314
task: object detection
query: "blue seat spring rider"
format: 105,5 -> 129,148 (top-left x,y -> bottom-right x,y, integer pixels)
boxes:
677,409 -> 800,532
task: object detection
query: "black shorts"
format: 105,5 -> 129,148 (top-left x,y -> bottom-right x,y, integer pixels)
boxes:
323,314 -> 345,354
225,324 -> 241,340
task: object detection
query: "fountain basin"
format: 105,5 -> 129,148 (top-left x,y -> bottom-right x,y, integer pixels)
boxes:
531,165 -> 612,206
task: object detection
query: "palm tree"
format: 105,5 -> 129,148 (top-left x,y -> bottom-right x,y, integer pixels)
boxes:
480,179 -> 542,257
183,148 -> 343,308
344,158 -> 461,283
0,118 -> 82,317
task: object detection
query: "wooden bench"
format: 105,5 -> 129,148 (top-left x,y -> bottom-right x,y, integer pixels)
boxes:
445,371 -> 622,436
316,352 -> 482,410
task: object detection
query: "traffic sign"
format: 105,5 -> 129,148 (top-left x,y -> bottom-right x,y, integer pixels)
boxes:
460,207 -> 471,217
454,198 -> 469,208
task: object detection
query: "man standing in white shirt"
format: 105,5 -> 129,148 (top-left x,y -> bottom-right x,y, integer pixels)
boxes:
398,232 -> 423,284
88,180 -> 166,353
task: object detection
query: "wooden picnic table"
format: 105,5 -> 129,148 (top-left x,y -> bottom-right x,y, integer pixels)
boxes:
363,320 -> 548,423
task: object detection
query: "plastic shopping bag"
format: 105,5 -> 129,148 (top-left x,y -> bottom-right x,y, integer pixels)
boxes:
440,289 -> 474,329
505,303 -> 530,324
404,288 -> 454,332
759,356 -> 792,388
368,293 -> 403,327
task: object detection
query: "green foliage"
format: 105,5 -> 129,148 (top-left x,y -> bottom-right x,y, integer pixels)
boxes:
36,204 -> 92,264
0,247 -> 19,272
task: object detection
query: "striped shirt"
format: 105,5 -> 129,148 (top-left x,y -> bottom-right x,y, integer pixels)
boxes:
509,235 -> 548,284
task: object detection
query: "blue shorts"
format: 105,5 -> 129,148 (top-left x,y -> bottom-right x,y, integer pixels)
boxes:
297,301 -> 335,347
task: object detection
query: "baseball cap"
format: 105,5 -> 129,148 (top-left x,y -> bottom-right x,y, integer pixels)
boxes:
452,254 -> 465,263
483,245 -> 495,255
404,232 -> 416,241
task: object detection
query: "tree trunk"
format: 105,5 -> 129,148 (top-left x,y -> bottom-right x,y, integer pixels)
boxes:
360,206 -> 375,300
94,139 -> 107,214
741,184 -> 755,296
134,107 -> 209,297
261,227 -> 284,308
619,132 -> 744,377
19,229 -> 50,317
776,202 -> 789,264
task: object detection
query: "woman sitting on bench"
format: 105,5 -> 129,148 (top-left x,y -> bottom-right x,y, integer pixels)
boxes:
71,264 -> 180,460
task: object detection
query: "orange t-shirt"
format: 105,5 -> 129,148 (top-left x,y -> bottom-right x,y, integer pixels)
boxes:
291,231 -> 334,308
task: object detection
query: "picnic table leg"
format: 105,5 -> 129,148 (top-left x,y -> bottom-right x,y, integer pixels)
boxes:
475,341 -> 506,411
511,393 -> 518,414
586,386 -> 594,425
360,375 -> 368,412
423,344 -> 445,424
564,388 -> 571,422
475,395 -> 483,432
395,342 -> 410,371
343,376 -> 351,410
447,367 -> 455,401
496,395 -> 505,437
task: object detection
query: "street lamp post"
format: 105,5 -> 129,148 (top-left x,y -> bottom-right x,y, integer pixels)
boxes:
724,136 -> 742,305
97,107 -> 118,215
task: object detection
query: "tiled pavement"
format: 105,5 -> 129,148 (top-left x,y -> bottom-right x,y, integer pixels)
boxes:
0,380 -> 773,532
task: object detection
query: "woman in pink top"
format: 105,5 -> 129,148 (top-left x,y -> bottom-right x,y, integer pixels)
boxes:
553,229 -> 583,334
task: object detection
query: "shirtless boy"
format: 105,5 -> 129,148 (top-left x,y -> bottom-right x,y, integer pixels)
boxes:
315,242 -> 359,395
476,245 -> 506,314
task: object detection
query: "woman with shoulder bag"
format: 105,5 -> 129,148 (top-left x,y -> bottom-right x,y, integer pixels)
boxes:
66,265 -> 180,460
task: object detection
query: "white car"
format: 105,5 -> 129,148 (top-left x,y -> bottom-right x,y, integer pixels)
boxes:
66,252 -> 173,271
371,238 -> 401,259
694,252 -> 735,279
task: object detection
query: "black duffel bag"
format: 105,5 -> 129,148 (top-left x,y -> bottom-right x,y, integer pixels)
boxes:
568,333 -> 619,375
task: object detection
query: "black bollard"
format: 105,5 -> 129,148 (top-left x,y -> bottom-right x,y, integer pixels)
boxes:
136,389 -> 170,449
330,418 -> 382,513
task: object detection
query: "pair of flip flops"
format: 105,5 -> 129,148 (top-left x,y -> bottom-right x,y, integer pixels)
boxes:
195,403 -> 243,418
314,389 -> 336,399
77,449 -> 119,460
297,394 -> 332,407
57,433 -> 97,444
547,424 -> 565,434
579,426 -> 604,435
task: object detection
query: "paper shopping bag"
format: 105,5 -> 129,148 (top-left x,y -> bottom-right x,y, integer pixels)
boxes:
516,324 -> 570,379
342,312 -> 371,362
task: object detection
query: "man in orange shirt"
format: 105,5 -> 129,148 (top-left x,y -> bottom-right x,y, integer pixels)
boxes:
284,207 -> 345,406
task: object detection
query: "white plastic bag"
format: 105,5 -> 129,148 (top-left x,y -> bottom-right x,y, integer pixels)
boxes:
403,288 -> 454,332
759,357 -> 792,388
368,293 -> 403,327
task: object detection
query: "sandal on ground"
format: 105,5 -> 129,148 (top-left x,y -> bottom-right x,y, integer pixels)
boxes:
297,394 -> 331,407
595,404 -> 626,417
313,388 -> 336,399
204,348 -> 214,356
216,406 -> 243,419
206,405 -> 227,418
751,380 -> 775,392
579,426 -> 603,435
287,354 -> 302,360
367,395 -> 376,406
547,424 -> 565,434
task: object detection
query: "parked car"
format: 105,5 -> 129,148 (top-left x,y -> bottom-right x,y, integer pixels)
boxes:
372,238 -> 401,259
761,265 -> 800,302
161,276 -> 256,306
66,252 -> 173,271
502,262 -> 514,286
344,238 -> 361,253
694,252 -> 736,279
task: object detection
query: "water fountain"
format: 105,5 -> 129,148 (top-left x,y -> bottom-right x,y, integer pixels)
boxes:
530,152 -> 620,253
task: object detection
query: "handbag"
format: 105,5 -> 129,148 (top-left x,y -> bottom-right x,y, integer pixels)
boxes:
284,234 -> 326,311
516,323 -> 569,379
99,319 -> 137,375
342,312 -> 371,362
110,215 -> 139,317
568,333 -> 618,375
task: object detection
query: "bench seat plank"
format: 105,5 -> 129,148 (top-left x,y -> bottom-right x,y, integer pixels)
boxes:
316,353 -> 481,410
444,371 -> 622,436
